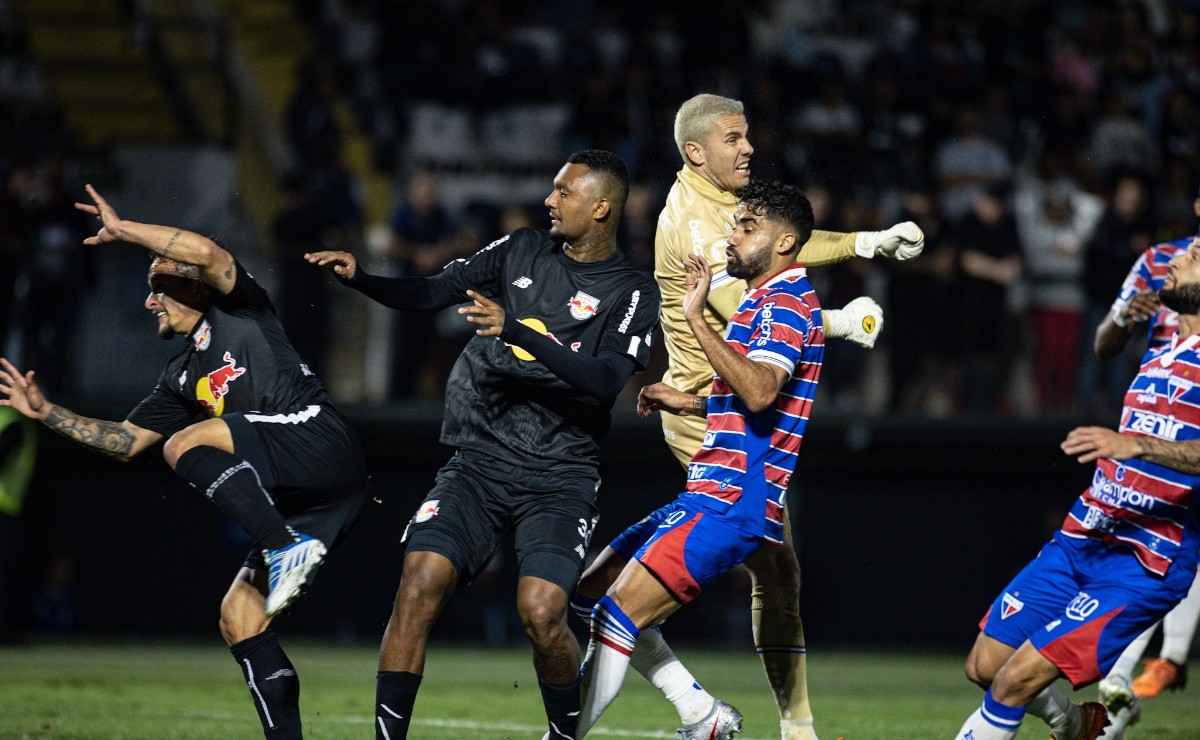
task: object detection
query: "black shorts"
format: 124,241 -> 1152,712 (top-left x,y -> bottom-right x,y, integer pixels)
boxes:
402,449 -> 600,595
226,405 -> 367,569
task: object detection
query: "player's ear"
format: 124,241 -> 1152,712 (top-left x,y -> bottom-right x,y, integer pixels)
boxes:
777,232 -> 796,256
593,197 -> 611,221
684,140 -> 704,167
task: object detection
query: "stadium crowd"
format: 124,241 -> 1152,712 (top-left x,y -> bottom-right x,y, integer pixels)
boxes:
0,0 -> 1198,417
277,0 -> 1200,417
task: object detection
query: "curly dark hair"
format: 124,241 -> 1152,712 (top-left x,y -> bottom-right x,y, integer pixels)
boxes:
567,149 -> 629,214
736,180 -> 814,252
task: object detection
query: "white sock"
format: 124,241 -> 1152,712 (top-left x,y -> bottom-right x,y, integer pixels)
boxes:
577,596 -> 639,737
1027,685 -> 1079,738
956,708 -> 1019,740
1110,622 -> 1157,682
630,626 -> 714,725
955,689 -> 1024,740
1160,571 -> 1200,665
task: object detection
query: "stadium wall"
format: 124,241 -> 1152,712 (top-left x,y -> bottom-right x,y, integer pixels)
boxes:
14,408 -> 1094,651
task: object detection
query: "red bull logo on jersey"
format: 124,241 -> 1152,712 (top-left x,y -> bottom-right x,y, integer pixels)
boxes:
568,291 -> 599,320
193,320 -> 212,351
1001,592 -> 1023,619
195,351 -> 246,416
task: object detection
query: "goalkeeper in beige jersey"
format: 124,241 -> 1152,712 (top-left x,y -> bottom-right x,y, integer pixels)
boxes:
571,94 -> 923,740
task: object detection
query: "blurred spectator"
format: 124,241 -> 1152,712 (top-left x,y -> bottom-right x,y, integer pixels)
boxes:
387,171 -> 469,398
885,187 -> 956,413
0,163 -> 31,354
1088,91 -> 1156,180
1015,177 -> 1104,411
934,109 -> 1012,222
618,183 -> 655,271
285,57 -> 342,173
272,176 -> 345,379
18,154 -> 91,399
1079,174 -> 1155,413
790,79 -> 862,195
951,189 -> 1023,414
0,406 -> 36,644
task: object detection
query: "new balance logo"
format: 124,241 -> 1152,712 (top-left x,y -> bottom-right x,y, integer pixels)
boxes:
513,276 -> 533,288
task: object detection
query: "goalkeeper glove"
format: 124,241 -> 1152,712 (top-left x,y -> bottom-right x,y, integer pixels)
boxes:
854,221 -> 924,261
824,296 -> 884,348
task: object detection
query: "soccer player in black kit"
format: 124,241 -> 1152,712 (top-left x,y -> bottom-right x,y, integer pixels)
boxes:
0,185 -> 366,740
307,150 -> 660,739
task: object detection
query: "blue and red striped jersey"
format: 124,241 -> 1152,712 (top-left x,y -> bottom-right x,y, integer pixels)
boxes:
1061,333 -> 1200,576
682,264 -> 824,543
1113,239 -> 1191,351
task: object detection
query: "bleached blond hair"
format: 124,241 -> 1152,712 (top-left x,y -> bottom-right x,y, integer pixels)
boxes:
673,94 -> 745,162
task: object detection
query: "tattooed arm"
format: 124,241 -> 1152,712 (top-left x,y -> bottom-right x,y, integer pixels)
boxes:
0,358 -> 161,462
75,184 -> 238,294
1061,425 -> 1200,475
43,407 -> 160,461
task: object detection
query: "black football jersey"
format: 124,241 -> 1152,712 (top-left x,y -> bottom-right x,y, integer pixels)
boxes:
127,262 -> 329,436
437,228 -> 659,472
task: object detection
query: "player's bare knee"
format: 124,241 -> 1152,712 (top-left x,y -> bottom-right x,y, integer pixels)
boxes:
963,652 -> 992,688
745,546 -> 801,588
161,430 -> 195,469
518,600 -> 568,645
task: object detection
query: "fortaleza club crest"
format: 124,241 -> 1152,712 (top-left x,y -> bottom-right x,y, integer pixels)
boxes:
1001,592 -> 1023,619
567,291 -> 599,320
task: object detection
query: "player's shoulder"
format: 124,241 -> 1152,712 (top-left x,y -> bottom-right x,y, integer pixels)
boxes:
505,227 -> 554,251
1148,238 -> 1191,260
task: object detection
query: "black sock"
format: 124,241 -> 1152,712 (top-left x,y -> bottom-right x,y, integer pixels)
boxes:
174,446 -> 294,550
230,630 -> 302,739
538,677 -> 580,739
375,670 -> 422,739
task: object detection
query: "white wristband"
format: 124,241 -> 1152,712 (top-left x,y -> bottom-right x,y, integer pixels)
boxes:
1111,310 -> 1129,328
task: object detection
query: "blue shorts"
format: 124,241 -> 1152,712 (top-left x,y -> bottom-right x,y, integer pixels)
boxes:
609,498 -> 762,604
980,533 -> 1194,687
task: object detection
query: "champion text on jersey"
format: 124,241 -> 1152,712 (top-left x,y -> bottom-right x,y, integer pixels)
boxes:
196,351 -> 247,416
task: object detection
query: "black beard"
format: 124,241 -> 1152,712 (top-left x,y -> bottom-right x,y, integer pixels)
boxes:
1159,283 -> 1200,315
727,248 -> 772,281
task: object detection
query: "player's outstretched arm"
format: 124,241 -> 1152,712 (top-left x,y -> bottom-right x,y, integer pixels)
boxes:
75,184 -> 238,294
460,290 -> 640,406
637,383 -> 704,418
797,223 -> 925,268
307,249 -> 462,312
1061,425 -> 1200,475
1094,290 -> 1160,359
0,358 -> 160,462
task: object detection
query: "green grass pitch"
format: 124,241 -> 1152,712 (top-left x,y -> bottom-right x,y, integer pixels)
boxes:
0,641 -> 1194,738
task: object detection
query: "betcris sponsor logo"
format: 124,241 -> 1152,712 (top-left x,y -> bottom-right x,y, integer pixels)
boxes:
755,301 -> 776,347
1090,468 -> 1157,511
1123,409 -> 1185,439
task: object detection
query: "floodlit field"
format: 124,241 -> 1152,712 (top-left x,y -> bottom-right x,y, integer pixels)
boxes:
0,641 -> 1194,738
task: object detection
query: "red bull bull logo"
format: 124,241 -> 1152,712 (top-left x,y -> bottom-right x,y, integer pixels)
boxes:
567,291 -> 598,320
196,351 -> 247,416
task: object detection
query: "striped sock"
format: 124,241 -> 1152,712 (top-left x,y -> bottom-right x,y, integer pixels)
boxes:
955,689 -> 1025,739
577,595 -> 639,737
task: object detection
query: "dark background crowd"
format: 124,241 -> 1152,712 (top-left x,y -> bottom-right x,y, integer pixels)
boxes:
0,0 -> 1198,648
2,0 -> 1199,419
